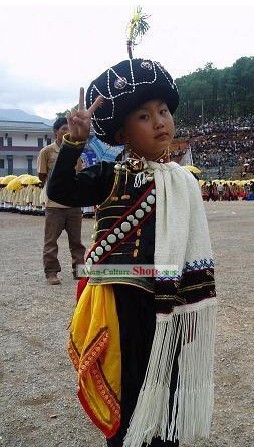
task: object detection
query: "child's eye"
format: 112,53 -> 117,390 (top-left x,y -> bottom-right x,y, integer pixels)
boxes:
139,114 -> 149,120
160,108 -> 168,115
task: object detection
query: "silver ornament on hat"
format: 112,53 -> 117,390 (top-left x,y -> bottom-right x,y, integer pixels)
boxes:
114,77 -> 127,90
141,60 -> 153,70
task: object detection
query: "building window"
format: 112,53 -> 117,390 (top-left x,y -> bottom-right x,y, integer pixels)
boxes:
0,137 -> 3,147
0,159 -> 4,169
7,155 -> 13,174
38,138 -> 43,148
46,138 -> 51,145
7,137 -> 12,147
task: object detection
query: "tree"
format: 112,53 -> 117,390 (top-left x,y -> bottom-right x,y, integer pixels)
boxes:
55,110 -> 70,118
175,57 -> 254,124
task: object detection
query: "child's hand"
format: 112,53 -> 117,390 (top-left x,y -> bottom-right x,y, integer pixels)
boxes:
67,87 -> 103,142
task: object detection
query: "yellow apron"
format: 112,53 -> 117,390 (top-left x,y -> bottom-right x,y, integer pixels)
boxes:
68,283 -> 121,437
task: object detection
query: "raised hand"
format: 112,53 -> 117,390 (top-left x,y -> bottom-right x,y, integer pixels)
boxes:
67,87 -> 103,142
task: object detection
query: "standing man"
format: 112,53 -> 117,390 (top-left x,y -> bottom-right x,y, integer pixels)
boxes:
37,117 -> 86,285
217,181 -> 224,201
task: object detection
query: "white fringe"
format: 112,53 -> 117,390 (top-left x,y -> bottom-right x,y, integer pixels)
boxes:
123,298 -> 218,447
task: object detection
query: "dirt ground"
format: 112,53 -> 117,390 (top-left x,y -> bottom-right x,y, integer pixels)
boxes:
0,201 -> 253,447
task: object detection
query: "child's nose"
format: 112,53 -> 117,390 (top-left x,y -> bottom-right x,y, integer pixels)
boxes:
154,115 -> 164,128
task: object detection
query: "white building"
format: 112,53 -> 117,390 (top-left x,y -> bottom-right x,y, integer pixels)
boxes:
0,120 -> 53,175
0,119 -> 125,176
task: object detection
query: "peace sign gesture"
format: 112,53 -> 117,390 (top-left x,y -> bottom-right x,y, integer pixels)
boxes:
67,87 -> 103,143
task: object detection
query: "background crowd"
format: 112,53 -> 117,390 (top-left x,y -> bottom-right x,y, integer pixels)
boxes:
1,115 -> 254,213
176,116 -> 254,176
200,180 -> 254,201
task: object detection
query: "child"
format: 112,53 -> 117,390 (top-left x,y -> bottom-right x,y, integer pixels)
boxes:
47,59 -> 217,447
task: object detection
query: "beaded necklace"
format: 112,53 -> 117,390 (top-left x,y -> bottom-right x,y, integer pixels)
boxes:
114,148 -> 170,193
130,148 -> 170,164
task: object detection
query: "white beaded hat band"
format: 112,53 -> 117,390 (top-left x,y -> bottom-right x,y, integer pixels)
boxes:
85,58 -> 179,146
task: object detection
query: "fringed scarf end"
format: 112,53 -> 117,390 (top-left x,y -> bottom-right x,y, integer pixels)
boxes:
123,298 -> 218,447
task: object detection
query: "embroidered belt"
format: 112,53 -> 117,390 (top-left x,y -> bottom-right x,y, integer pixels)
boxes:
86,182 -> 156,265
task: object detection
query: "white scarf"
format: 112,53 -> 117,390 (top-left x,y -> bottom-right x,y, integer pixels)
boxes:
124,162 -> 217,446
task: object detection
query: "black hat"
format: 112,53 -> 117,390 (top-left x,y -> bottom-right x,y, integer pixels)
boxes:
86,58 -> 179,146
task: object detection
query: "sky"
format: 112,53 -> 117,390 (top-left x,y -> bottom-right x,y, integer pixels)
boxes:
0,0 -> 253,119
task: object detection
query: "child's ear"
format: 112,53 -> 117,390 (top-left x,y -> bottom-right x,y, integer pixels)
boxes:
115,128 -> 127,145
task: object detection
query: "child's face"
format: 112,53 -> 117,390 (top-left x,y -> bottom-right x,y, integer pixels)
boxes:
120,98 -> 175,160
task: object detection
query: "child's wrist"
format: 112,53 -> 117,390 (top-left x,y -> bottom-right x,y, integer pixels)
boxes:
63,133 -> 86,146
